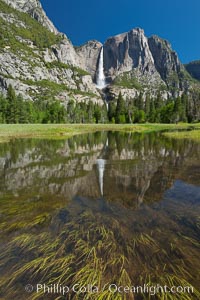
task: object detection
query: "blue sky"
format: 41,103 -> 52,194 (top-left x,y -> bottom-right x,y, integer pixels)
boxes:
40,0 -> 200,63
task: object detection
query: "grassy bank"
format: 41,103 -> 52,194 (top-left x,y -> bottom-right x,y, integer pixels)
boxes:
164,128 -> 200,141
0,123 -> 200,143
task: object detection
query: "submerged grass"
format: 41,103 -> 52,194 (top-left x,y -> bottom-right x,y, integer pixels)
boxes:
0,129 -> 200,299
0,206 -> 200,300
0,123 -> 200,143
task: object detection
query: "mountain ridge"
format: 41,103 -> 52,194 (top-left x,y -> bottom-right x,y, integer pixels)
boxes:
0,0 -> 103,106
2,0 -> 58,33
185,60 -> 200,81
0,0 -> 200,123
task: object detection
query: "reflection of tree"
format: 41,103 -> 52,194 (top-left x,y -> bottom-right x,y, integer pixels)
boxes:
1,132 -> 200,299
102,132 -> 200,207
0,132 -> 200,209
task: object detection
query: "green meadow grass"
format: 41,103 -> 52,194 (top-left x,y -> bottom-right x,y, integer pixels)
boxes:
1,123 -> 200,142
164,128 -> 200,141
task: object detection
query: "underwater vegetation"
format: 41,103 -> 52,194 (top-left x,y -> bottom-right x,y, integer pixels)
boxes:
0,131 -> 200,299
0,195 -> 200,300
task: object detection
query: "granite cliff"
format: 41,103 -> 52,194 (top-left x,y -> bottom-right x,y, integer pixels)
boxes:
0,0 -> 199,107
0,0 -> 103,105
2,0 -> 58,33
79,28 -> 198,100
185,61 -> 200,81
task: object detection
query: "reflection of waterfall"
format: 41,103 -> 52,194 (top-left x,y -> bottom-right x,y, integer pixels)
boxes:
96,47 -> 106,89
105,102 -> 108,111
137,179 -> 150,206
106,138 -> 109,147
97,159 -> 106,196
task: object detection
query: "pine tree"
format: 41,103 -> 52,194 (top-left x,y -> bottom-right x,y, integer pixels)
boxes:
94,105 -> 101,124
138,92 -> 144,110
0,94 -> 7,123
87,101 -> 94,123
134,110 -> 146,123
108,101 -> 116,122
160,102 -> 174,123
16,94 -> 26,123
115,92 -> 125,123
144,94 -> 150,120
6,85 -> 17,123
174,97 -> 182,123
67,100 -> 75,123
149,100 -> 156,123
126,98 -> 135,123
154,92 -> 163,110
181,94 -> 188,122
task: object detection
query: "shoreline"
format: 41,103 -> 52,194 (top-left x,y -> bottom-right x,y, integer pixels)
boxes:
0,123 -> 200,143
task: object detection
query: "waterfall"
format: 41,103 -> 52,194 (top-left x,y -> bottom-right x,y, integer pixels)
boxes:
96,47 -> 106,89
97,159 -> 106,196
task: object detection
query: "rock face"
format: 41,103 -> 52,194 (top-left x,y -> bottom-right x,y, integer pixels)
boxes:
76,40 -> 102,80
185,61 -> 200,81
0,0 -> 103,104
75,27 -> 196,97
148,36 -> 181,80
0,47 -> 101,102
51,36 -> 83,67
0,0 -> 199,105
2,0 -> 83,67
2,0 -> 58,33
103,28 -> 159,81
148,35 -> 185,90
102,28 -> 192,94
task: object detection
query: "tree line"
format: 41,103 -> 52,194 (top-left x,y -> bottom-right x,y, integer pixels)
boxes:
108,91 -> 200,124
0,85 -> 108,124
0,85 -> 199,124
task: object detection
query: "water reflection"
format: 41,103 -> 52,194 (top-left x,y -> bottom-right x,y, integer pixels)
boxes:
96,159 -> 106,196
0,132 -> 200,299
1,132 -> 200,205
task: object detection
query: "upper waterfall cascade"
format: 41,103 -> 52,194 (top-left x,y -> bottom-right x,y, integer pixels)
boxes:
96,47 -> 106,89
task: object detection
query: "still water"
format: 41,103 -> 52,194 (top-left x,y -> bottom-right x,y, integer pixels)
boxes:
0,131 -> 200,299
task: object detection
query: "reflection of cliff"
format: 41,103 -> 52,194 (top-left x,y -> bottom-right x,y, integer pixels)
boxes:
103,133 -> 200,206
0,135 -> 106,199
0,132 -> 200,207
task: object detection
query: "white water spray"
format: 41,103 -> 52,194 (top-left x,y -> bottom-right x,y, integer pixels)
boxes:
97,159 -> 106,196
96,47 -> 106,89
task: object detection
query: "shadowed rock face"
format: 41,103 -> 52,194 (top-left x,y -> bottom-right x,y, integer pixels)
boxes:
185,61 -> 200,81
148,35 -> 182,82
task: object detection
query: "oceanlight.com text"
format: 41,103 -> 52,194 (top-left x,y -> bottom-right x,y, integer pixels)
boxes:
24,283 -> 194,296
